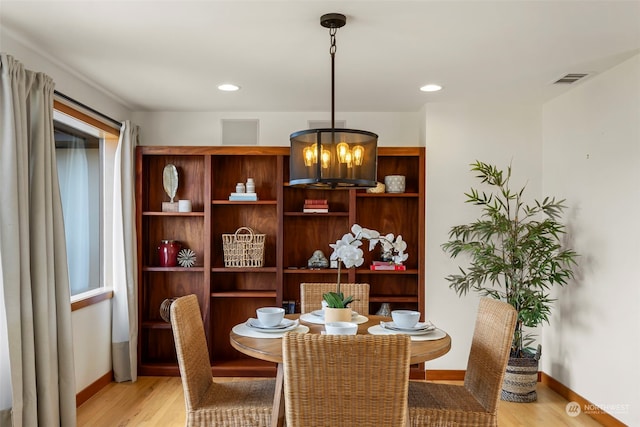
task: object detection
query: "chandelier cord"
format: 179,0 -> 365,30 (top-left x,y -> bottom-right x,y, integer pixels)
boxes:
329,27 -> 337,131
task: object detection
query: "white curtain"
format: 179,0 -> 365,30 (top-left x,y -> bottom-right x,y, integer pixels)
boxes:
0,54 -> 76,426
111,121 -> 138,382
56,140 -> 91,295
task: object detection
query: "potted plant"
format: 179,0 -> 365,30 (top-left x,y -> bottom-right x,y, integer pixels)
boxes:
325,224 -> 407,321
442,161 -> 578,402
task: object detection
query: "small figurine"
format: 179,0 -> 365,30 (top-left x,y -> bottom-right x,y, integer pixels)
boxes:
307,250 -> 329,269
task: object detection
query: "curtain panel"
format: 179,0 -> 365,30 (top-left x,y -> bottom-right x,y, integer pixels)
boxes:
111,121 -> 138,382
0,54 -> 76,426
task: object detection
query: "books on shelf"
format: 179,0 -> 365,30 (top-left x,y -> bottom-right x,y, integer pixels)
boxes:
229,192 -> 259,201
304,199 -> 327,205
282,300 -> 296,314
370,261 -> 407,271
303,198 -> 329,213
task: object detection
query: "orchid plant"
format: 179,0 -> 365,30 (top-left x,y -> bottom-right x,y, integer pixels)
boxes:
324,224 -> 409,308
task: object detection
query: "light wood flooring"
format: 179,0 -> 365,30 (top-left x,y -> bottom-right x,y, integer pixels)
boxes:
77,376 -> 604,426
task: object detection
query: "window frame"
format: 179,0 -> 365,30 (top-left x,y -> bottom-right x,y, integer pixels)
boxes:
54,100 -> 120,311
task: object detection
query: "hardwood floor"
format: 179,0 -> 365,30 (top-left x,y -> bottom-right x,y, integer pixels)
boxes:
77,376 -> 603,426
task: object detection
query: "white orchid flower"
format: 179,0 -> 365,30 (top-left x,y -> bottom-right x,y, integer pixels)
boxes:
339,245 -> 364,268
330,223 -> 408,269
392,251 -> 408,264
350,224 -> 363,237
360,227 -> 379,240
393,235 -> 407,252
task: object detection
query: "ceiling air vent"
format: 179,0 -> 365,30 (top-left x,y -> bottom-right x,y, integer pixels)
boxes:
553,73 -> 589,84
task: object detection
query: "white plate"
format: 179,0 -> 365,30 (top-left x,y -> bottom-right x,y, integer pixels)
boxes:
246,318 -> 298,332
378,322 -> 437,336
368,325 -> 446,340
232,323 -> 309,338
311,309 -> 359,320
380,320 -> 435,332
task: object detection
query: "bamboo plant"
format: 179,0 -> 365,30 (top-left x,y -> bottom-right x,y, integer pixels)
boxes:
442,161 -> 578,357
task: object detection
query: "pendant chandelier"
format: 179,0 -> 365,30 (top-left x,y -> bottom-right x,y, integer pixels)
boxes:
289,13 -> 378,188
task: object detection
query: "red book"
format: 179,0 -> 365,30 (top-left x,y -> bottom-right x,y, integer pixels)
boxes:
369,264 -> 407,271
303,203 -> 329,209
304,199 -> 328,205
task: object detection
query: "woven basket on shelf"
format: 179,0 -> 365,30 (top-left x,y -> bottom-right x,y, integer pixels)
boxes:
159,297 -> 177,323
222,226 -> 265,268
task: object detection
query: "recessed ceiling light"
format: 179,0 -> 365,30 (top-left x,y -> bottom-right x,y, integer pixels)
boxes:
218,83 -> 240,92
420,84 -> 443,92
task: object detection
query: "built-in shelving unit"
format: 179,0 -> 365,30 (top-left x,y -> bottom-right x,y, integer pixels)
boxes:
136,146 -> 425,377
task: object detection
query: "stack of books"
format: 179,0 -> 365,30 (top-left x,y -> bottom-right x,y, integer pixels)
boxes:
281,300 -> 297,314
369,261 -> 407,271
303,199 -> 329,213
229,192 -> 259,201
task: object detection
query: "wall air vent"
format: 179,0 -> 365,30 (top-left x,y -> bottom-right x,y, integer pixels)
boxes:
221,119 -> 259,145
553,73 -> 589,84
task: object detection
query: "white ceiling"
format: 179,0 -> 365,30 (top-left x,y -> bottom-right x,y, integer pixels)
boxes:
2,1 -> 639,113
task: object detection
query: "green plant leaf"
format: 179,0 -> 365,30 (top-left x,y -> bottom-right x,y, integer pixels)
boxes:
442,161 -> 580,355
322,292 -> 356,308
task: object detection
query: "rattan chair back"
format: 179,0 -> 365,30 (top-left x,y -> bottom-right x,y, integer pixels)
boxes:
170,294 -> 274,426
464,297 -> 518,413
300,282 -> 370,314
407,297 -> 517,427
282,333 -> 411,427
171,294 -> 214,411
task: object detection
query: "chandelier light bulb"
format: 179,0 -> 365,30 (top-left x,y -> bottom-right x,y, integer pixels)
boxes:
352,145 -> 365,166
336,142 -> 349,163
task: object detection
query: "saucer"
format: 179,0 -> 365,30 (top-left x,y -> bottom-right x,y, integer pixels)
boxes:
380,320 -> 435,332
246,318 -> 298,332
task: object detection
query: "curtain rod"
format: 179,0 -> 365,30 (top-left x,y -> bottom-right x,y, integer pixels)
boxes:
54,90 -> 122,128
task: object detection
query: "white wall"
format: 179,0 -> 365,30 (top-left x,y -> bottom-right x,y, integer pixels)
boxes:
72,301 -> 112,392
542,54 -> 640,426
0,29 -> 131,124
132,111 -> 420,147
423,103 -> 543,369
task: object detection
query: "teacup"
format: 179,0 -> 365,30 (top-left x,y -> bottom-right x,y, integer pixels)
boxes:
391,310 -> 420,328
256,307 -> 285,327
325,321 -> 358,335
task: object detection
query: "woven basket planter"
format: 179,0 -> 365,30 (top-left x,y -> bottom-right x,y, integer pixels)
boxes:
501,354 -> 539,402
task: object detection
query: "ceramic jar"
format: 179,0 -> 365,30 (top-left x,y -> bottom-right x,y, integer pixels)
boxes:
246,178 -> 255,193
158,240 -> 181,267
384,175 -> 406,193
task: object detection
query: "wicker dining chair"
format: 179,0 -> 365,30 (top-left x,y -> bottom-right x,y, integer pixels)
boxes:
282,333 -> 411,427
408,297 -> 518,427
170,294 -> 275,426
300,282 -> 370,314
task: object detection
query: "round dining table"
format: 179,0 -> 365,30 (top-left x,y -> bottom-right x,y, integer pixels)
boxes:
230,313 -> 451,427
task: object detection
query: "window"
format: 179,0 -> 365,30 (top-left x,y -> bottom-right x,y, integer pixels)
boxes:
53,104 -> 119,298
